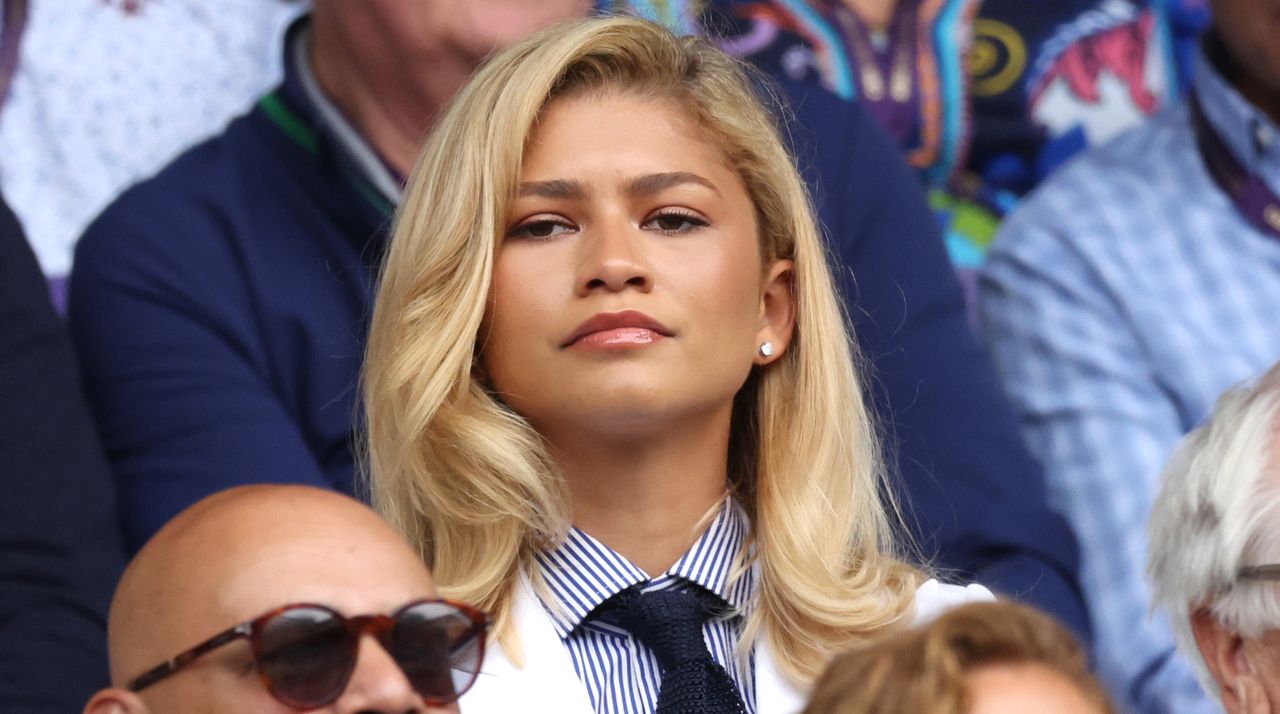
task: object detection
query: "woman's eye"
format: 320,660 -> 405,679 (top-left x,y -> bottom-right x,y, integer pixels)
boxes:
508,218 -> 575,241
643,211 -> 708,234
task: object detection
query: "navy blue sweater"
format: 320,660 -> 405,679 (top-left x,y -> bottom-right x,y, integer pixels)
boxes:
70,40 -> 1090,641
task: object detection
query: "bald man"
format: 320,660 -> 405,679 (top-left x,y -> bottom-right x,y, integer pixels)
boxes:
82,485 -> 485,713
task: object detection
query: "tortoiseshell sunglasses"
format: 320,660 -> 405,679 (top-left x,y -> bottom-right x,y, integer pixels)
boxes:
128,598 -> 489,708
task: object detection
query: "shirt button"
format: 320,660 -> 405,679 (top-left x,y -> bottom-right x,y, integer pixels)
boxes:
1255,122 -> 1275,152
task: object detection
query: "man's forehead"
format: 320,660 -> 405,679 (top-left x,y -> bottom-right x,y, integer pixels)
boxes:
142,487 -> 430,608
137,489 -> 386,567
108,486 -> 433,681
212,526 -> 436,616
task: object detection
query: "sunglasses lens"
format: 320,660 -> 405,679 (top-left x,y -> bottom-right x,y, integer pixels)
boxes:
257,607 -> 355,708
392,601 -> 485,703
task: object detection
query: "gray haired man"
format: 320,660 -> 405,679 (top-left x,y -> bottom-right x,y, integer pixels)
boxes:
1150,363 -> 1280,713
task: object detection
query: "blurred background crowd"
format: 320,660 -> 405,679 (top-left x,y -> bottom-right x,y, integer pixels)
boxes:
6,0 -> 1280,712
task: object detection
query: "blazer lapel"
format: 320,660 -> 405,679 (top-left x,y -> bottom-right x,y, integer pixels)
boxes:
755,638 -> 808,714
462,577 -> 991,712
461,577 -> 596,714
752,578 -> 995,713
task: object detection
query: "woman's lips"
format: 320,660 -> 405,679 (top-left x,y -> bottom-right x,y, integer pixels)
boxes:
562,310 -> 673,350
569,327 -> 668,350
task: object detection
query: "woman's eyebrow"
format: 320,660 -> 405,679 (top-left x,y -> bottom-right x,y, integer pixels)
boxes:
518,178 -> 585,199
626,171 -> 720,198
517,172 -> 719,200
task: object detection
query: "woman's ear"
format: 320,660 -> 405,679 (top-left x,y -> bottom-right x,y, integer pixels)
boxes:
755,259 -> 795,365
83,688 -> 149,714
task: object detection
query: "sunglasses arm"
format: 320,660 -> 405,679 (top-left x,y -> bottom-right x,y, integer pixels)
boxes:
127,622 -> 254,692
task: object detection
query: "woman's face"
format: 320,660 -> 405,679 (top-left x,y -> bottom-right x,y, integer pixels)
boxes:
481,92 -> 793,441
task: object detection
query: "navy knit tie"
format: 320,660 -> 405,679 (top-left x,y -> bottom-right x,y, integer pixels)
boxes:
591,586 -> 747,714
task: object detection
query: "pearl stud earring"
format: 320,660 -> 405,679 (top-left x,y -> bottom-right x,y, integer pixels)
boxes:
759,341 -> 775,358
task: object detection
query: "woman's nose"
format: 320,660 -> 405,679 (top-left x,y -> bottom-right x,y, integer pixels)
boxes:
575,218 -> 654,296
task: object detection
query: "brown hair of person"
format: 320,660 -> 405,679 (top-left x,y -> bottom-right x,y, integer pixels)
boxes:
801,602 -> 1114,714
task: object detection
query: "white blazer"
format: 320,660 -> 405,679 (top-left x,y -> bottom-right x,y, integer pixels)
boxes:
461,576 -> 993,714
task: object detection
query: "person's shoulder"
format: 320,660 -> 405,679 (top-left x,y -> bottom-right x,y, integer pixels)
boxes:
1013,105 -> 1193,226
1063,104 -> 1190,178
93,108 -> 268,222
911,578 -> 996,626
73,106 -> 290,272
763,75 -> 893,169
989,105 -> 1194,261
766,76 -> 926,246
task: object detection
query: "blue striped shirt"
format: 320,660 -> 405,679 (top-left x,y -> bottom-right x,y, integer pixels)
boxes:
535,499 -> 756,714
979,46 -> 1280,714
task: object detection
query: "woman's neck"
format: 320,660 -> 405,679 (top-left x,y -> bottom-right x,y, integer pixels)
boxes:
546,410 -> 734,577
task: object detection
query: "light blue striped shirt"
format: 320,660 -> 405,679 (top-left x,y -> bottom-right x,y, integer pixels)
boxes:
535,499 -> 756,714
979,47 -> 1280,714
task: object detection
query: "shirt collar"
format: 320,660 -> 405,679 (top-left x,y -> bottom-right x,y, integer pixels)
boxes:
268,15 -> 401,219
534,497 -> 755,640
288,21 -> 404,209
1193,36 -> 1280,181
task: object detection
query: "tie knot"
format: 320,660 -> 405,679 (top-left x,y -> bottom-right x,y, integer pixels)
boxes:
591,586 -> 725,670
587,584 -> 747,714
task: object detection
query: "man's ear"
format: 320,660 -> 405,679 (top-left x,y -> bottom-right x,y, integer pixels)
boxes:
1192,607 -> 1262,711
83,688 -> 149,714
755,259 -> 795,366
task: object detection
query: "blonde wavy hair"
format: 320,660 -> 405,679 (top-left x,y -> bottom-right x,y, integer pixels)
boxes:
363,15 -> 920,684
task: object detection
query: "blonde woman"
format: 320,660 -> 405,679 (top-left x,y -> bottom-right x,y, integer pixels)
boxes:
364,16 -> 990,714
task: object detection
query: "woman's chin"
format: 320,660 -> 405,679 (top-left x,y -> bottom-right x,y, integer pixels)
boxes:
536,393 -> 726,442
